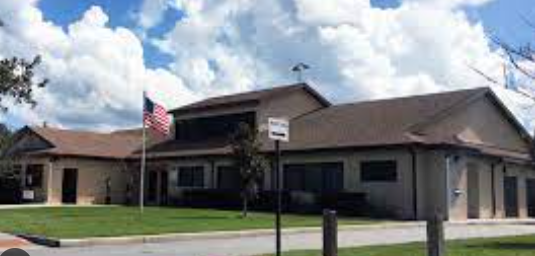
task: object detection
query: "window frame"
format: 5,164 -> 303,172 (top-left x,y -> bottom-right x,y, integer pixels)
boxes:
25,164 -> 44,188
283,162 -> 344,193
216,165 -> 242,190
176,166 -> 205,188
360,160 -> 398,183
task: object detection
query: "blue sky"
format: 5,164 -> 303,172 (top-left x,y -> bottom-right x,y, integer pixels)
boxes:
38,0 -> 180,69
37,0 -> 534,69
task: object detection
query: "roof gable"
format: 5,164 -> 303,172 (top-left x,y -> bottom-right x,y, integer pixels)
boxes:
6,127 -> 53,156
170,83 -> 331,115
283,87 -> 488,151
418,90 -> 533,153
8,126 -> 159,159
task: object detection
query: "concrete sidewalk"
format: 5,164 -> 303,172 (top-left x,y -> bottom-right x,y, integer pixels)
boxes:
29,222 -> 424,248
0,233 -> 32,250
0,204 -> 113,210
23,219 -> 535,248
16,222 -> 535,256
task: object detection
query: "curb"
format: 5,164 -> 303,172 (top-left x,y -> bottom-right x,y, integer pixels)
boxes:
17,220 -> 532,248
18,222 -> 423,248
18,235 -> 59,248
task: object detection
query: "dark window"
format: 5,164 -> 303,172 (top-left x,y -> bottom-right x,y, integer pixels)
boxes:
217,166 -> 242,190
26,164 -> 44,188
177,166 -> 204,187
12,165 -> 22,176
175,112 -> 256,142
283,163 -> 344,192
361,160 -> 397,182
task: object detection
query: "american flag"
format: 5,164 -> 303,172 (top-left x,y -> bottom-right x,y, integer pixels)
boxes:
144,95 -> 170,135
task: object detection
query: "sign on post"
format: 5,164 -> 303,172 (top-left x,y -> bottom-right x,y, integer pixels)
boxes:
22,190 -> 35,200
268,117 -> 289,256
268,118 -> 289,142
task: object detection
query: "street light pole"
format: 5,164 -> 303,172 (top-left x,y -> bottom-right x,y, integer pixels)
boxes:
275,140 -> 282,256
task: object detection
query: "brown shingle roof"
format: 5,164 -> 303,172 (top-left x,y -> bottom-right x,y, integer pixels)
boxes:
282,87 -> 490,151
25,127 -> 163,159
140,138 -> 231,159
170,83 -> 331,114
145,87 -> 499,159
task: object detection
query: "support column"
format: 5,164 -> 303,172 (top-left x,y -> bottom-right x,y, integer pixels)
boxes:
47,160 -> 55,204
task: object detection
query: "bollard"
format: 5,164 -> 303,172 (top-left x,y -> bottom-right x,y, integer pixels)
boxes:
323,209 -> 338,256
427,213 -> 446,256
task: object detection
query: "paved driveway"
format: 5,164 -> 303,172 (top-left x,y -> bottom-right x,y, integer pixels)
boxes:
5,223 -> 535,256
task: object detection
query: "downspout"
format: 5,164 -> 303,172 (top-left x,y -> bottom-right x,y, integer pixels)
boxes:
491,163 -> 496,218
410,148 -> 418,220
210,159 -> 216,188
444,154 -> 452,220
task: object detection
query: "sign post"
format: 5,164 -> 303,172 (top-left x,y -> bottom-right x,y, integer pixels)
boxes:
268,118 -> 289,256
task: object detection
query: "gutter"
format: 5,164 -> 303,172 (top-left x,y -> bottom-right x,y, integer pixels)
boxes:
409,147 -> 418,220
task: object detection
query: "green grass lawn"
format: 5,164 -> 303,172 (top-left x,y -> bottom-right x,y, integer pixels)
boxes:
0,206 -> 380,239
280,235 -> 535,256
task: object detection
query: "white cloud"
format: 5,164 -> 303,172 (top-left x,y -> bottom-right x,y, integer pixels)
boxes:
404,0 -> 495,9
2,0 -> 535,133
0,2 -> 198,131
148,0 -> 535,129
137,0 -> 170,30
152,0 -> 503,98
294,0 -> 368,26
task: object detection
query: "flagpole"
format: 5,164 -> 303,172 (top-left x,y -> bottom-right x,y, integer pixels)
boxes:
140,91 -> 146,213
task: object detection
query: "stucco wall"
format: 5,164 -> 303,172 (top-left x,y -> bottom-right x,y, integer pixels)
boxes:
55,158 -> 128,205
433,153 -> 535,221
15,157 -> 128,205
161,148 -> 418,219
416,150 -> 448,219
414,95 -> 535,220
14,157 -> 50,203
258,90 -> 325,125
423,96 -> 530,152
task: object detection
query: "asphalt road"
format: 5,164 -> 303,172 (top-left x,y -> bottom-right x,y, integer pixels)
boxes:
5,223 -> 535,256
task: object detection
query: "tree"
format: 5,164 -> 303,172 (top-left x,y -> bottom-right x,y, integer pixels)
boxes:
0,56 -> 48,112
0,124 -> 14,178
0,19 -> 48,112
490,15 -> 535,83
0,123 -> 12,155
230,122 -> 268,218
0,21 -> 47,154
0,55 -> 47,160
470,17 -> 535,101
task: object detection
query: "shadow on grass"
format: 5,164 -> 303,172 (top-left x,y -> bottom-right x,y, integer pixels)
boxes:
465,242 -> 535,251
165,215 -> 243,221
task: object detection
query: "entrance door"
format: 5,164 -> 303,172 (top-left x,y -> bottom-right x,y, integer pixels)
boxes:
160,172 -> 169,205
526,179 -> 535,217
467,164 -> 480,219
62,168 -> 78,204
147,171 -> 158,203
504,176 -> 519,218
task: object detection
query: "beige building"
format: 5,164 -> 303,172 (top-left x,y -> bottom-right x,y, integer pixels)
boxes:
141,84 -> 535,221
5,83 -> 535,221
4,127 -> 161,205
